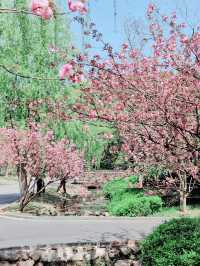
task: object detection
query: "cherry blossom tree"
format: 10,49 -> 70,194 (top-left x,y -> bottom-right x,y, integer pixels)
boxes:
0,126 -> 84,211
58,3 -> 200,212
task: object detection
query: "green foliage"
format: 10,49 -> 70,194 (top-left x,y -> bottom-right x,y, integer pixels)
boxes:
140,218 -> 200,266
103,176 -> 163,216
49,120 -> 115,169
103,175 -> 139,199
145,165 -> 168,181
0,0 -> 116,168
108,193 -> 162,217
112,151 -> 131,169
103,178 -> 128,199
0,0 -> 72,127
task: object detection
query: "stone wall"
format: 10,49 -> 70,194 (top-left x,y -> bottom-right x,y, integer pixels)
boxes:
77,170 -> 133,189
0,241 -> 141,266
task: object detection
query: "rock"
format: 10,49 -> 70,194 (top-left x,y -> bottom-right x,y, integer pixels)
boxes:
63,247 -> 74,260
114,260 -> 134,266
34,263 -> 43,266
0,249 -> 23,261
0,262 -> 15,266
95,247 -> 106,258
108,248 -> 120,259
0,242 -> 141,265
132,261 -> 141,266
72,246 -> 86,261
30,249 -> 42,261
115,260 -> 141,266
64,211 -> 77,216
120,246 -> 132,256
127,240 -> 140,254
84,210 -> 93,216
40,248 -> 59,262
16,250 -> 29,261
16,260 -> 35,266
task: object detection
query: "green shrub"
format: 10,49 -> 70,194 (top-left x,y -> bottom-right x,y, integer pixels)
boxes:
128,175 -> 139,184
103,176 -> 163,216
140,218 -> 200,266
108,194 -> 162,217
103,175 -> 139,199
103,178 -> 128,199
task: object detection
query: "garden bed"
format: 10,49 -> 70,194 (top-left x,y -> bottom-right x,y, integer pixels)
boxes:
2,172 -> 200,218
3,185 -> 109,217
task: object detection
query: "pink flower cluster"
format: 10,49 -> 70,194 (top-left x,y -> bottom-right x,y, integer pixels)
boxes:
30,0 -> 88,20
67,0 -> 88,14
0,128 -> 84,181
59,63 -> 84,83
30,0 -> 54,20
147,3 -> 155,15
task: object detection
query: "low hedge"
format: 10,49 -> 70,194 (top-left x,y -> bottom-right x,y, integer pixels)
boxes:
103,175 -> 139,199
103,176 -> 163,217
140,217 -> 200,266
108,193 -> 162,216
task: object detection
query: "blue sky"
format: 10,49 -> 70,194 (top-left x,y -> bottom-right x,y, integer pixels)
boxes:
60,0 -> 200,54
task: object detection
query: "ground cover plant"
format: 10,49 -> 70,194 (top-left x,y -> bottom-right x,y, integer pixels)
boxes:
103,176 -> 163,216
140,217 -> 200,266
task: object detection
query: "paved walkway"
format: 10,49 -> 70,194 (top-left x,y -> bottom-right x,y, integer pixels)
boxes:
0,215 -> 166,249
0,183 -> 19,208
0,182 -> 166,249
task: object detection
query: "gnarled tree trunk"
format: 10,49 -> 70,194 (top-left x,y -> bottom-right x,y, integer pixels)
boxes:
57,179 -> 66,193
36,178 -> 45,196
179,174 -> 188,213
17,164 -> 28,197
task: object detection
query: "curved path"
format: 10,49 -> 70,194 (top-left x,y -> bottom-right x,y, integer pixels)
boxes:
0,183 -> 19,207
0,183 -> 166,249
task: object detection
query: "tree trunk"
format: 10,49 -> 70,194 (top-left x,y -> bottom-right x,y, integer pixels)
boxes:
19,196 -> 26,212
179,174 -> 187,213
17,164 -> 29,212
180,191 -> 187,213
17,164 -> 28,197
57,179 -> 66,193
36,178 -> 45,196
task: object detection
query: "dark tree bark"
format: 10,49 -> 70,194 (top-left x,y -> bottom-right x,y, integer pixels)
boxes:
36,178 -> 45,195
57,179 -> 66,193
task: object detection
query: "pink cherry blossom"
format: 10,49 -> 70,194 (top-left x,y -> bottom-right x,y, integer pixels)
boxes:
147,3 -> 155,15
67,0 -> 87,14
30,0 -> 53,20
85,43 -> 92,49
122,43 -> 129,50
59,64 -> 73,80
88,110 -> 97,119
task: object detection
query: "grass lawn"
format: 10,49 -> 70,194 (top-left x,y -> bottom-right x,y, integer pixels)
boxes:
0,174 -> 18,184
4,187 -> 200,218
5,188 -> 68,215
4,186 -> 108,216
151,204 -> 200,218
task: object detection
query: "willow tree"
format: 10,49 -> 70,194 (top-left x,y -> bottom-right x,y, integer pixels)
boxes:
0,0 -> 73,194
0,0 -> 72,127
0,0 -> 118,178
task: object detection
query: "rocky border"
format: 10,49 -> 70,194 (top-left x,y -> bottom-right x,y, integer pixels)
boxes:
0,240 -> 141,266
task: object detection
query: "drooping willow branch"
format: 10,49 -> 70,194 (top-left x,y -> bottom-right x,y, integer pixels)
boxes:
0,64 -> 60,81
0,8 -> 70,17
